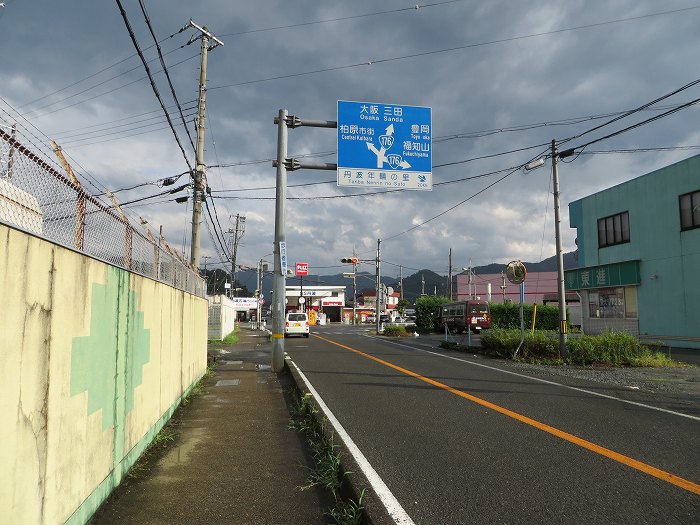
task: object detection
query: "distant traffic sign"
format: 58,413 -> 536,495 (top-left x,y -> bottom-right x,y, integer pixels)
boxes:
337,101 -> 432,190
296,262 -> 309,276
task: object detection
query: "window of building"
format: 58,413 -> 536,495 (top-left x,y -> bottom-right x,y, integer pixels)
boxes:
679,190 -> 700,231
598,211 -> 630,248
587,287 -> 637,318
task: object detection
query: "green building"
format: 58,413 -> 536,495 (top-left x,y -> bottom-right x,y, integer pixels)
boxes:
566,154 -> 700,349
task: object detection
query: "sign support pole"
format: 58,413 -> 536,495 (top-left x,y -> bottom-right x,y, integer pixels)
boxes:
272,109 -> 288,373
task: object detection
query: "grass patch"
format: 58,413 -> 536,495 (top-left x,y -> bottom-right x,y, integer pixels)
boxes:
127,362 -> 215,478
208,327 -> 240,346
182,363 -> 215,406
449,328 -> 679,367
127,426 -> 177,479
290,392 -> 367,524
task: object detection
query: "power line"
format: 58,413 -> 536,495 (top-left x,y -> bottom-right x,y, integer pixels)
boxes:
382,166 -> 522,242
137,0 -> 196,152
580,146 -> 700,155
563,97 -> 700,153
559,76 -> 700,147
28,53 -> 199,120
19,28 -> 190,111
49,104 -> 197,140
114,0 -> 193,171
94,171 -> 189,196
205,101 -> 696,177
219,0 -> 466,37
58,110 -> 197,146
61,122 -> 194,149
209,6 -> 700,91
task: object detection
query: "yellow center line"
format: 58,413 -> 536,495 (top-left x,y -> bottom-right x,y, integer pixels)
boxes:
312,334 -> 700,496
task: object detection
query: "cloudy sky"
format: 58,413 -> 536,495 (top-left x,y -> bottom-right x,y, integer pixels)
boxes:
2,0 -> 698,280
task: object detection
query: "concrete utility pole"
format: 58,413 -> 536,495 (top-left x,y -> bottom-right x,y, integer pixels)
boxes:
469,261 -> 472,299
270,109 -> 336,367
228,214 -> 246,297
202,255 -> 212,294
448,248 -> 453,301
272,109 -> 289,372
551,139 -> 569,357
375,238 -> 381,334
352,252 -> 357,325
189,22 -> 223,269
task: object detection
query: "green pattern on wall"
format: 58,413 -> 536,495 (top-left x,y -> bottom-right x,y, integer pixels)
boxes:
70,266 -> 151,431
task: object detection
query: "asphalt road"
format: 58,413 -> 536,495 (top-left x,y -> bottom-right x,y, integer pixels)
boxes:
284,324 -> 700,524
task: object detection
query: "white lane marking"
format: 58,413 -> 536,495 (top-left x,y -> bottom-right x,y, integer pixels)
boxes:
287,358 -> 415,525
369,336 -> 700,422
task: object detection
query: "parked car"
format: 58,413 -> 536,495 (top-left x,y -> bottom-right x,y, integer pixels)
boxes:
380,314 -> 391,323
366,314 -> 376,323
285,312 -> 309,338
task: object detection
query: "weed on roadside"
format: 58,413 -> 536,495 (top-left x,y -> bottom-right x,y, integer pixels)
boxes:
182,364 -> 215,406
290,392 -> 367,524
208,328 -> 240,346
127,426 -> 177,479
327,488 -> 365,525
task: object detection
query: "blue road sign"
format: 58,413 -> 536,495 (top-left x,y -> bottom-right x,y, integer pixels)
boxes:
337,101 -> 432,191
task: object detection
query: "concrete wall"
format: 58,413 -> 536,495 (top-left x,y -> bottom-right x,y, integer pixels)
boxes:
0,223 -> 208,524
207,295 -> 237,340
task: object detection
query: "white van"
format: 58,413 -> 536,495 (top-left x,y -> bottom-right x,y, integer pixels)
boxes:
285,312 -> 310,338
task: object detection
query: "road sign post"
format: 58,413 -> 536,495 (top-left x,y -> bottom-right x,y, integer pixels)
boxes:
337,101 -> 432,191
506,261 -> 527,357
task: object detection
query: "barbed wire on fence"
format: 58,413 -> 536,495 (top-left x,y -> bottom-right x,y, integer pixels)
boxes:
0,126 -> 204,297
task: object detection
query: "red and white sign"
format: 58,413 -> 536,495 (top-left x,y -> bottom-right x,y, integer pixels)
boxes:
296,262 -> 309,276
321,299 -> 343,306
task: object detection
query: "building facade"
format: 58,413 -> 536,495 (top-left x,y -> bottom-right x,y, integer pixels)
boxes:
566,154 -> 700,349
456,271 -> 561,305
285,285 -> 346,322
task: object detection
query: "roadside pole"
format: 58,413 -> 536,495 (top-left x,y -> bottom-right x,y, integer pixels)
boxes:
375,238 -> 381,335
551,140 -> 569,358
272,109 -> 288,372
352,259 -> 357,325
271,112 -> 337,370
187,22 -> 223,268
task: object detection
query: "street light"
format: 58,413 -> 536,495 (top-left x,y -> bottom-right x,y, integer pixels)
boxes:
461,266 -> 473,299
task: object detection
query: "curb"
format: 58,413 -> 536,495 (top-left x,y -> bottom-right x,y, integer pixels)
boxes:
285,356 -> 405,525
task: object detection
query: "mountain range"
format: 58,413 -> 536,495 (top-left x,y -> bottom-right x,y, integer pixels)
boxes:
205,250 -> 579,305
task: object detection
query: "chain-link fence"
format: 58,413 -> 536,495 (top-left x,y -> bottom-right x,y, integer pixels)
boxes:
1,127 -> 204,297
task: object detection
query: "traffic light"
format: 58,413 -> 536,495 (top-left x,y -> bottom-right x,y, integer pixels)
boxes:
341,257 -> 358,264
254,289 -> 260,298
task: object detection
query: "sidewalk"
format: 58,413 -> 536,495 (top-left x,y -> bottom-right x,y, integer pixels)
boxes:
91,327 -> 334,525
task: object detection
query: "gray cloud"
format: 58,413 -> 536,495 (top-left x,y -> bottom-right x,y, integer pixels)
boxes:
2,0 -> 698,278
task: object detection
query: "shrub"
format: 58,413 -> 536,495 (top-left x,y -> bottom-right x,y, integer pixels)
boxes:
415,295 -> 450,332
489,303 -> 560,331
483,328 -> 671,366
383,324 -> 406,337
481,328 -> 558,360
